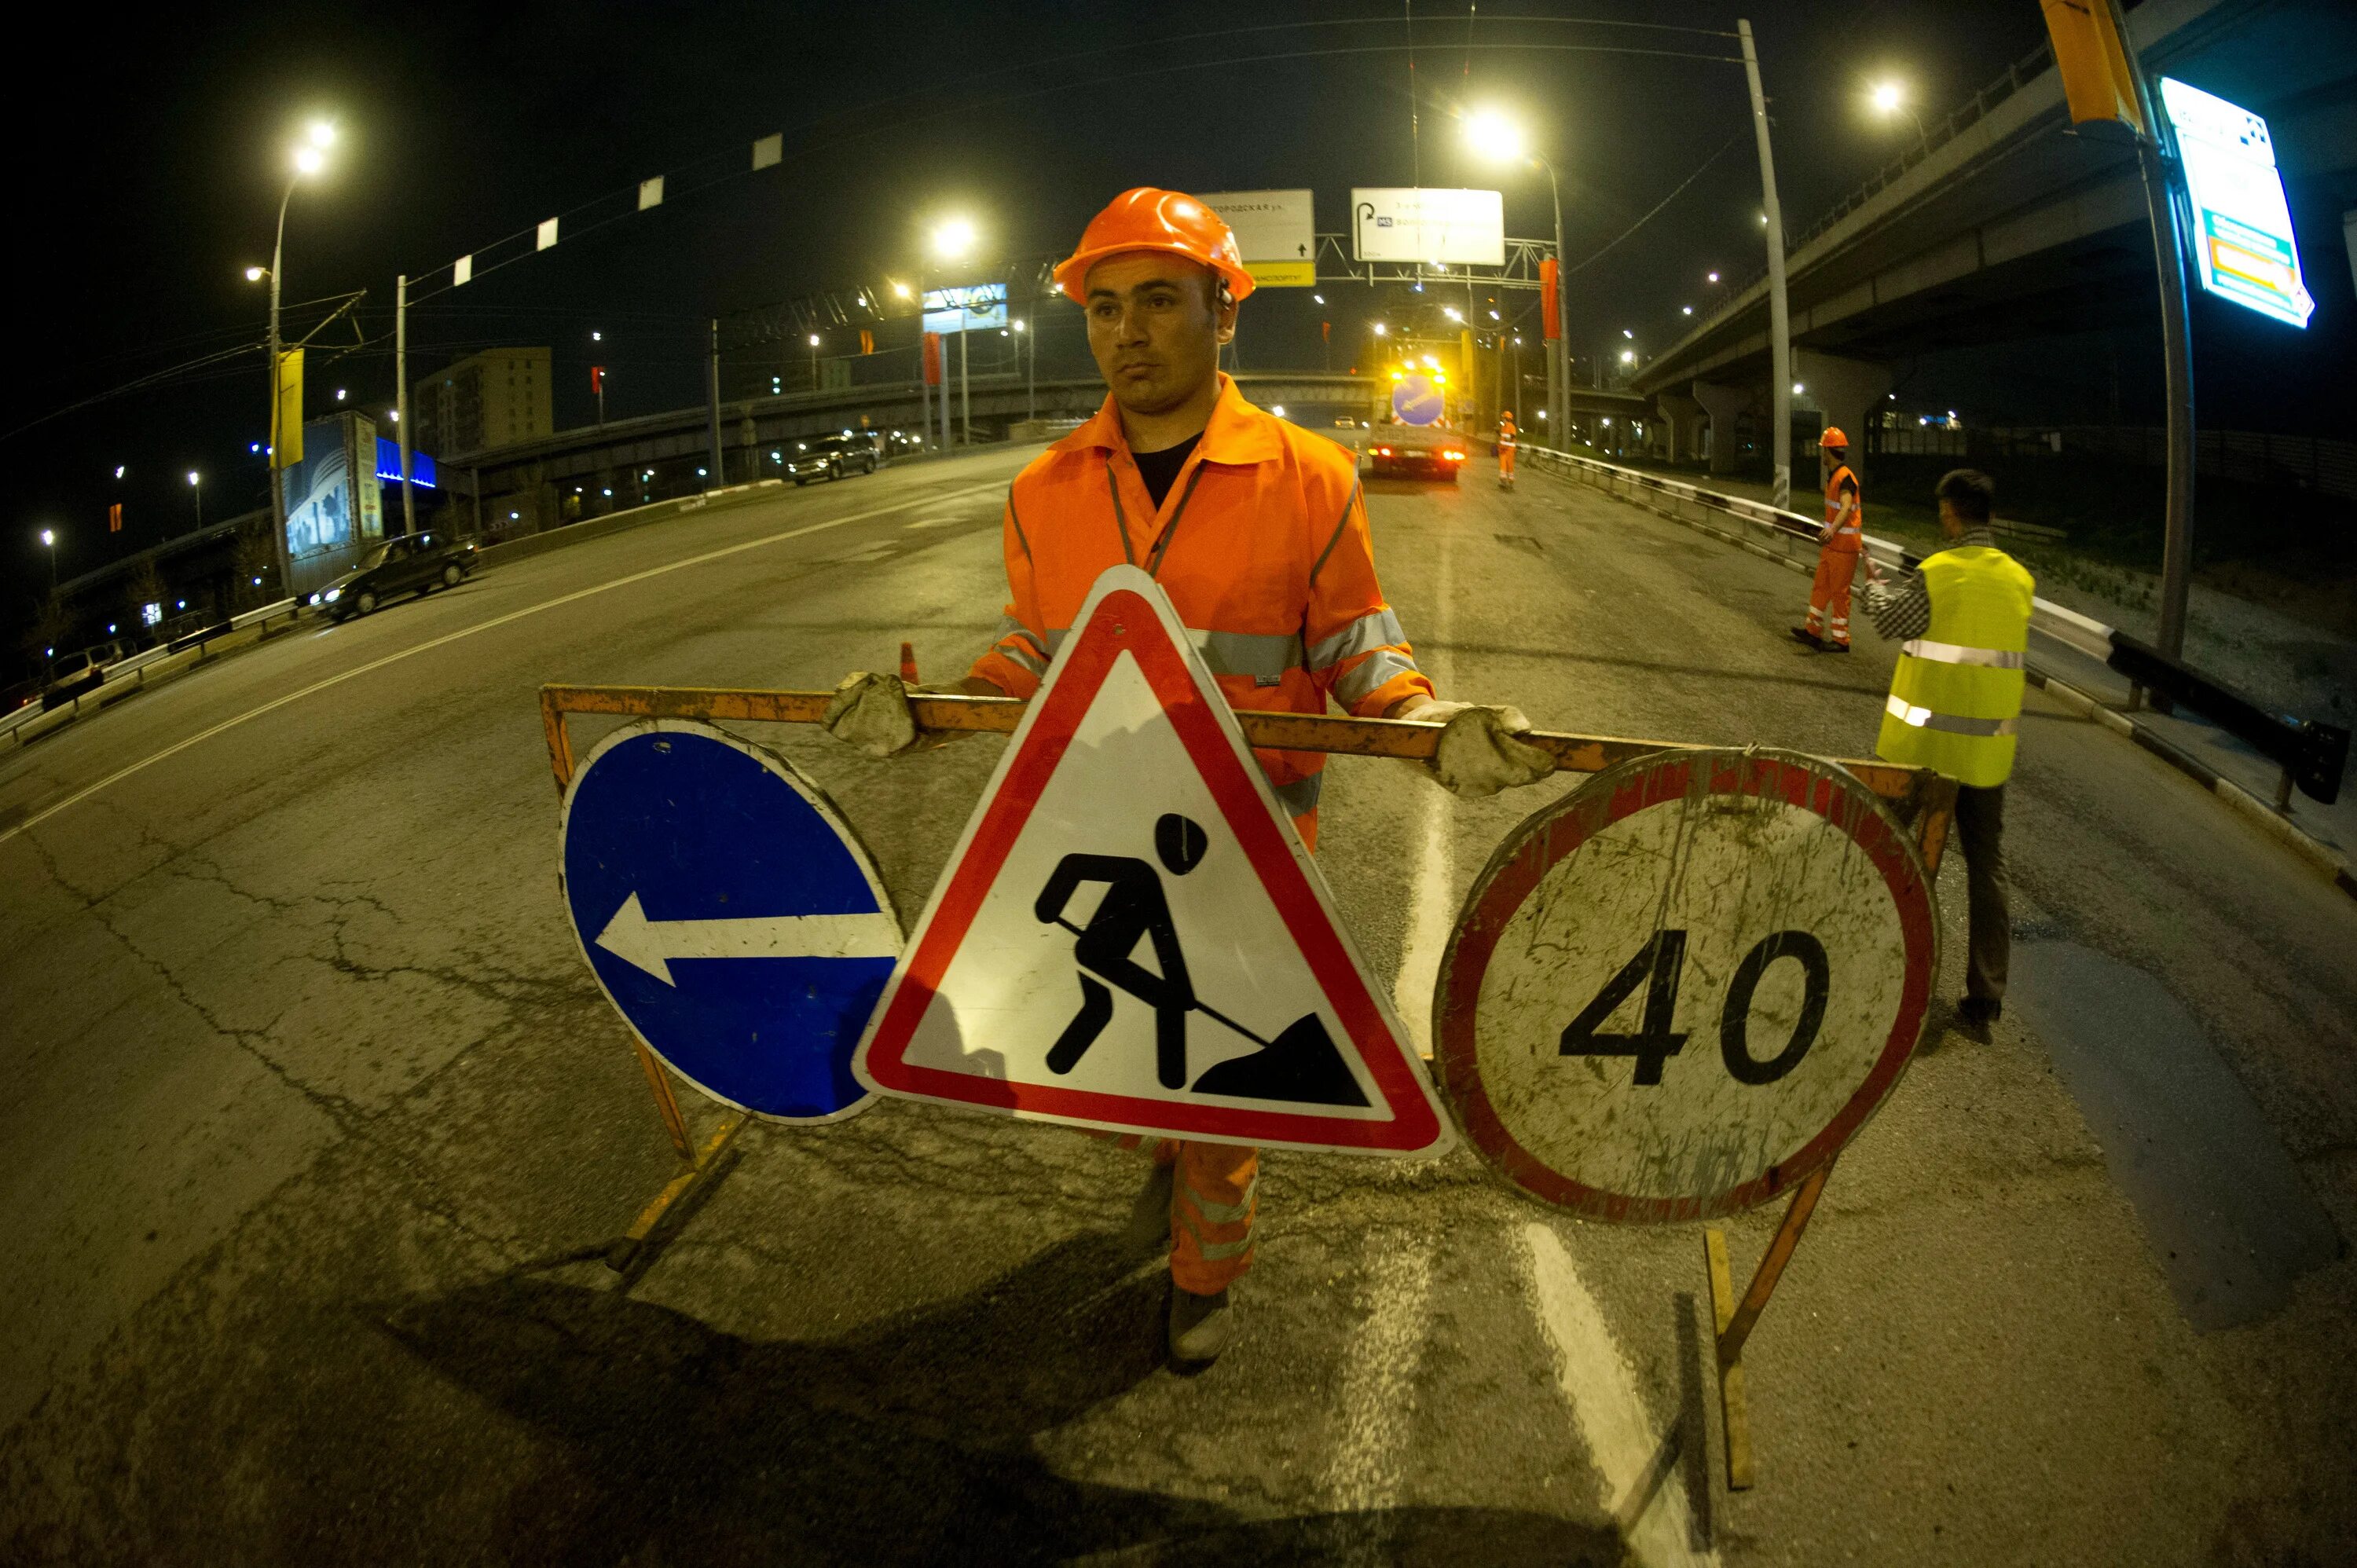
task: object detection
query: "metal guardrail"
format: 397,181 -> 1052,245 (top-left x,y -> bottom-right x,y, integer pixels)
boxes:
1522,445 -> 2348,807
2,598 -> 299,747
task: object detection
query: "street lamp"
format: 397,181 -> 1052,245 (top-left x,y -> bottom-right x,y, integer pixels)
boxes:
38,528 -> 57,595
1013,317 -> 1035,424
188,470 -> 203,530
929,217 -> 978,448
255,116 -> 335,607
1871,81 -> 1926,143
1465,108 -> 1568,441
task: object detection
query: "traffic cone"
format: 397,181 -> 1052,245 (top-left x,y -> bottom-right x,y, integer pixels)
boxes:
898,641 -> 919,683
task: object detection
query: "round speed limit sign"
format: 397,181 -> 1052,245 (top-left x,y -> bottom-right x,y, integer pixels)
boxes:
1435,749 -> 1937,1222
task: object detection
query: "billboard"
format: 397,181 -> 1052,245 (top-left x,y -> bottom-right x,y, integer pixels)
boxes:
923,283 -> 1006,335
1197,189 -> 1317,287
1351,189 -> 1505,266
281,414 -> 386,597
374,437 -> 438,489
2160,77 -> 2315,328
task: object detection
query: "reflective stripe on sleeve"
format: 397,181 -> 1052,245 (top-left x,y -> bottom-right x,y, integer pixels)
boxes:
1885,693 -> 2018,735
1331,648 -> 1421,709
1307,608 -> 1406,672
1901,637 -> 2025,669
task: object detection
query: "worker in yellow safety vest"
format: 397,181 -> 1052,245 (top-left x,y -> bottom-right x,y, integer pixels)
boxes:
1863,467 -> 2033,1039
1497,408 -> 1517,489
1792,426 -> 1863,651
821,187 -> 1555,1364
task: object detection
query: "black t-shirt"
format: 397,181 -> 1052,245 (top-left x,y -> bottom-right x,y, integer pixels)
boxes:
1132,434 -> 1201,511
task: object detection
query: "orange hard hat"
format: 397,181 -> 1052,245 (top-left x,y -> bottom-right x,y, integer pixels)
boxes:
1053,188 -> 1256,304
1820,426 -> 1850,449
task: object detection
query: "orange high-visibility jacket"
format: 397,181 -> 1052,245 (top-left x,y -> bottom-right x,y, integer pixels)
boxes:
1823,463 -> 1863,554
970,375 -> 1435,831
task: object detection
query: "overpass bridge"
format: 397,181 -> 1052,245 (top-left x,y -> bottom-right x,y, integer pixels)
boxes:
1629,0 -> 2355,474
434,372 -> 1381,537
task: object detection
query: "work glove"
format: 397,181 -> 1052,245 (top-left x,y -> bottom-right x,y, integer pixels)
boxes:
822,671 -> 920,758
1395,698 -> 1556,799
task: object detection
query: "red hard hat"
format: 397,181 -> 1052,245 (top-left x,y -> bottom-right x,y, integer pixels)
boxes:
1820,426 -> 1850,450
1053,188 -> 1256,304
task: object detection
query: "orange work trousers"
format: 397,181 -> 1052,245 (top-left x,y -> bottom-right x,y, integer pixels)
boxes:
1094,1133 -> 1259,1293
1805,547 -> 1858,647
1498,445 -> 1516,482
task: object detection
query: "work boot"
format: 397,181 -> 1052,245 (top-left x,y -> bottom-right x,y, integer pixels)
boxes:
1120,1160 -> 1176,1257
1822,639 -> 1851,654
1168,1286 -> 1235,1365
1790,626 -> 1822,648
1957,995 -> 2001,1042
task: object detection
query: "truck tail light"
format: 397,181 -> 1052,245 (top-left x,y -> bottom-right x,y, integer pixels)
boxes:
1376,446 -> 1393,456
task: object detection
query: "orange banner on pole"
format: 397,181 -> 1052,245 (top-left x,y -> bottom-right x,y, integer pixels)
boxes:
2040,0 -> 2146,136
922,332 -> 944,387
1540,258 -> 1562,342
108,502 -> 123,533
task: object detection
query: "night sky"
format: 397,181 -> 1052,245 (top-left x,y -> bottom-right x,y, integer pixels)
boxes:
6,1 -> 2347,660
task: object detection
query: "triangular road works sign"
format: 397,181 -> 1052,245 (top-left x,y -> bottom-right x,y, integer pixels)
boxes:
855,566 -> 1453,1156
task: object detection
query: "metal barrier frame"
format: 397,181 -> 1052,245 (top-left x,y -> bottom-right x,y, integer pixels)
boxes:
3,598 -> 302,747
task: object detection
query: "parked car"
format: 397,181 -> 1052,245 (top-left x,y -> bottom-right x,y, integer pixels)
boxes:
40,641 -> 125,709
312,532 -> 480,622
786,434 -> 880,485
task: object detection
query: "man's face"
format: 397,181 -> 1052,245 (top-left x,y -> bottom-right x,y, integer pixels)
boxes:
1082,253 -> 1236,417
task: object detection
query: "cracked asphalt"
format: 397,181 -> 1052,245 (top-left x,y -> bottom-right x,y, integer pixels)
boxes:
2,446 -> 2352,1565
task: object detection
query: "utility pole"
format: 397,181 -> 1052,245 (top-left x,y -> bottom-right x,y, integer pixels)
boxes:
2104,0 -> 2196,662
959,324 -> 971,446
706,319 -> 724,489
1739,18 -> 1794,511
266,182 -> 296,601
396,274 -> 416,537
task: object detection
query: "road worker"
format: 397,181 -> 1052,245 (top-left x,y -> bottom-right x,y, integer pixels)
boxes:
1497,408 -> 1517,489
823,187 -> 1553,1364
1862,468 -> 2031,1041
1792,426 -> 1863,652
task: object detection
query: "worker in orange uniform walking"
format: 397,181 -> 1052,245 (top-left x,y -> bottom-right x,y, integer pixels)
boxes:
823,189 -> 1553,1365
1792,426 -> 1863,652
1497,408 -> 1518,489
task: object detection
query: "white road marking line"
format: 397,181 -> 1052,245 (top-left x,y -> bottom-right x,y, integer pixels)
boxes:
0,479 -> 1008,849
1515,1223 -> 1718,1568
1391,522 -> 1457,1058
1322,1243 -> 1435,1515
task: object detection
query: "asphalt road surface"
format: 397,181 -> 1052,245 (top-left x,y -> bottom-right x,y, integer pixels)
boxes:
2,445 -> 2351,1566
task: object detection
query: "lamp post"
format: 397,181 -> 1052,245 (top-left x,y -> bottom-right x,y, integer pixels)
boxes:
1464,110 -> 1569,449
1871,81 -> 1928,145
929,217 -> 977,449
188,471 -> 202,532
253,118 -> 334,603
1014,318 -> 1033,425
808,332 -> 822,393
39,528 -> 57,595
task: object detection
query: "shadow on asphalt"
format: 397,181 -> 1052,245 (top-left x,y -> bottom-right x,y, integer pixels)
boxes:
380,1234 -> 1624,1565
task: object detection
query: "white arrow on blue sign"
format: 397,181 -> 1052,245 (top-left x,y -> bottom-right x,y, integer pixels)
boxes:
560,718 -> 900,1123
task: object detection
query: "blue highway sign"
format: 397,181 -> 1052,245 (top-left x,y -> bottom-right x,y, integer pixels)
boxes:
561,719 -> 899,1123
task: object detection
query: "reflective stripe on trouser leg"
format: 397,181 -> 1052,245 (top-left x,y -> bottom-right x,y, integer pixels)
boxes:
1813,550 -> 1857,644
1171,1141 -> 1258,1295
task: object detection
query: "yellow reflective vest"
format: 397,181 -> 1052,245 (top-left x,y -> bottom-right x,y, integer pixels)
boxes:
1875,545 -> 2036,788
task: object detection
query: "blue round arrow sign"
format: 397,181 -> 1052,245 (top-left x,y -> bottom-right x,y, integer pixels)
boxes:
560,719 -> 898,1122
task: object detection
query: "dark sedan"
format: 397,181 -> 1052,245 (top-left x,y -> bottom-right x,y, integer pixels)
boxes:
786,434 -> 881,485
312,532 -> 480,621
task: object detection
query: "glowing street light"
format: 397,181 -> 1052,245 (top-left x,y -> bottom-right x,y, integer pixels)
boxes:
256,114 -> 336,601
1871,81 -> 1926,141
1371,322 -> 1387,337
1465,105 -> 1568,443
1707,270 -> 1721,284
931,217 -> 977,260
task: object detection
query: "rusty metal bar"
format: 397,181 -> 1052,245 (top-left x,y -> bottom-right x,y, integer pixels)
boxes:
538,683 -> 1942,841
606,1109 -> 747,1273
1705,1159 -> 1834,1491
630,1039 -> 696,1165
1720,1161 -> 1832,1367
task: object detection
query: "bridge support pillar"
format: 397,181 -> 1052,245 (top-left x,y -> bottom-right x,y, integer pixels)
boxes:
1692,381 -> 1755,474
1793,351 -> 1893,481
1658,393 -> 1706,465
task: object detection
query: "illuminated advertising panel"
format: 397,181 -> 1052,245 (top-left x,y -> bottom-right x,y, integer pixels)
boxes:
2160,77 -> 2315,328
1197,189 -> 1317,287
923,283 -> 1006,335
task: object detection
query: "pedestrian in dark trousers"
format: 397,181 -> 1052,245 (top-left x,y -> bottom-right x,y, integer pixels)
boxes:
1861,469 -> 2033,1039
